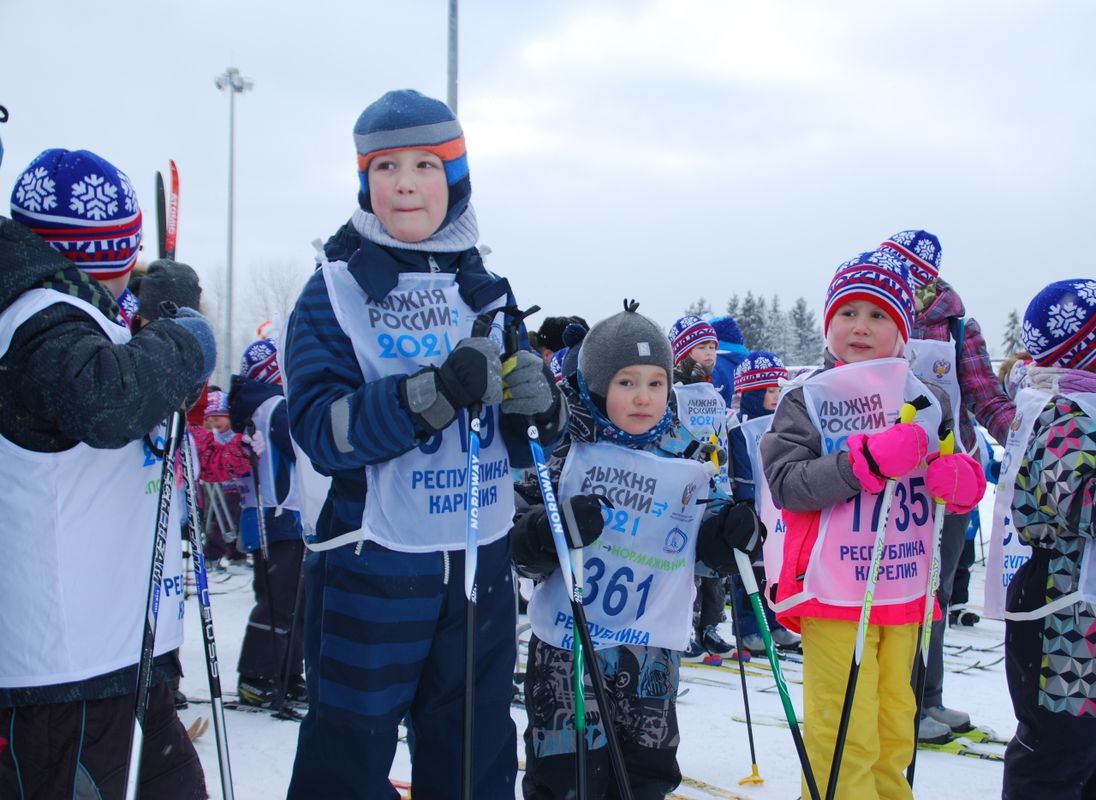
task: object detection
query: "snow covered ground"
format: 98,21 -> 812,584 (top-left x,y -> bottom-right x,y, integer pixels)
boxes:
178,490 -> 1011,799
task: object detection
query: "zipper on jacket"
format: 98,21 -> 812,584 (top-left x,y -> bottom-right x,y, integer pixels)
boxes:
428,255 -> 440,273
442,550 -> 450,585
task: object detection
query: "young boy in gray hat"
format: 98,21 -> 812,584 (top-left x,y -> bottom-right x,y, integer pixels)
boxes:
512,300 -> 765,797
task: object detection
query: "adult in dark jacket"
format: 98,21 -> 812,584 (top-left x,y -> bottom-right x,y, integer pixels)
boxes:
0,149 -> 215,799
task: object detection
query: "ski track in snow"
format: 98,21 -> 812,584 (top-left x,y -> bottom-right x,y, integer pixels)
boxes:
179,490 -> 1012,799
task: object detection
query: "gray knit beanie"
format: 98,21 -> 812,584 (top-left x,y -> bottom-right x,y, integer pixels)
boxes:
578,300 -> 672,399
139,259 -> 202,321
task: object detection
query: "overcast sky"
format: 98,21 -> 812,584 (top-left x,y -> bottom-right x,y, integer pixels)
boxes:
3,1 -> 1093,363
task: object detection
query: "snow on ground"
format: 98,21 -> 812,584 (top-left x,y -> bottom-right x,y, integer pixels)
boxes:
179,489 -> 1011,799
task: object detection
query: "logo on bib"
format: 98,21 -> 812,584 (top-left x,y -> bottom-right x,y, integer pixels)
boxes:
933,359 -> 950,378
681,481 -> 698,508
664,527 -> 688,554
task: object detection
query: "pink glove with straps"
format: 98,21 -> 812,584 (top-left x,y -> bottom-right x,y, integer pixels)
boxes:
846,423 -> 929,494
926,452 -> 987,513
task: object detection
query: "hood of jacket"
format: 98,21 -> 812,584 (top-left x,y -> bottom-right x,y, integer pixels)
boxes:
913,278 -> 965,341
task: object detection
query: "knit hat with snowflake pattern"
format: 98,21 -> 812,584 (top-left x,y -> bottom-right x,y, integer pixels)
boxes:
241,338 -> 282,385
353,89 -> 470,231
734,351 -> 789,394
1021,279 -> 1096,370
823,249 -> 915,342
204,390 -> 230,418
668,315 -> 718,365
878,230 -> 942,289
10,149 -> 143,281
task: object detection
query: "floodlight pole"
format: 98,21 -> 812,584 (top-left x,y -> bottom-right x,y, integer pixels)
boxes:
447,0 -> 458,113
215,67 -> 253,385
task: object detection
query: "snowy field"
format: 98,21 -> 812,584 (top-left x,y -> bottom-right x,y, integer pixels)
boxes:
179,490 -> 1011,800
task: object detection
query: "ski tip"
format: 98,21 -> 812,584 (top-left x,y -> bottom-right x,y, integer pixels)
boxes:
185,715 -> 210,741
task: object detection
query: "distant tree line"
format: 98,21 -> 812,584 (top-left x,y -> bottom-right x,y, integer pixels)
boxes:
685,292 -> 825,365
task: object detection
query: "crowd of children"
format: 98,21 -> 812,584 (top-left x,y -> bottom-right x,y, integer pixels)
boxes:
0,87 -> 1092,800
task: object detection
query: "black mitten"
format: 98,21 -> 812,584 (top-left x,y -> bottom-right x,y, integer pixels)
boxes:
399,338 -> 502,434
696,503 -> 767,574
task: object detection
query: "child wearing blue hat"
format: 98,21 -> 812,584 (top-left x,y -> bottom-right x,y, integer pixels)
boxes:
1002,278 -> 1096,799
282,89 -> 564,799
0,149 -> 214,799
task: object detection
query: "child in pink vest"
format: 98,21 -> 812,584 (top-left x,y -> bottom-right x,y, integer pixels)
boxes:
760,250 -> 985,800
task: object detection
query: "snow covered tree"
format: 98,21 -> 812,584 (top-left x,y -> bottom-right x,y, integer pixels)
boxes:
789,296 -> 824,365
685,297 -> 713,317
764,294 -> 793,358
1001,308 -> 1023,356
724,294 -> 741,321
738,292 -> 766,351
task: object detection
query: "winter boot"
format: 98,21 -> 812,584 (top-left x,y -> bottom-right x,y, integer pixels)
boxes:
701,624 -> 734,656
925,704 -> 972,733
740,633 -> 766,653
917,713 -> 952,744
771,628 -> 802,651
238,676 -> 278,708
682,634 -> 707,662
173,688 -> 189,710
286,675 -> 308,705
949,606 -> 981,627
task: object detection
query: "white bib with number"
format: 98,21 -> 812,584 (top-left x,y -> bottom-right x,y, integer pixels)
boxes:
674,381 -> 731,495
323,264 -> 513,552
775,359 -> 941,610
527,442 -> 709,651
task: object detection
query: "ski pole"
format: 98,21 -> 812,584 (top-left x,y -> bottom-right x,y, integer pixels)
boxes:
734,549 -> 821,800
461,309 -> 503,800
502,305 -> 634,800
825,395 -> 930,800
907,425 -> 954,786
245,421 -> 286,714
275,543 -> 307,715
179,429 -> 236,799
706,440 -> 764,789
726,576 -> 763,787
124,409 -> 184,800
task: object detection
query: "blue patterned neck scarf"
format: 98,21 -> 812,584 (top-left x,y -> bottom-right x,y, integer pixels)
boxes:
576,369 -> 673,448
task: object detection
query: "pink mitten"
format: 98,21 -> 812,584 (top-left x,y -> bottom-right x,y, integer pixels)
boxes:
847,423 -> 929,494
926,452 -> 987,513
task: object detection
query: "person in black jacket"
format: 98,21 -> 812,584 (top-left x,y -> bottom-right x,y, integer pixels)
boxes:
0,149 -> 215,800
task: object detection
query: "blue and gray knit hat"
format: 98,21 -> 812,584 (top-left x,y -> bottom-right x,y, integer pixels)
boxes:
734,351 -> 789,394
354,89 -> 470,230
879,229 -> 942,289
668,315 -> 718,365
824,249 -> 915,342
10,149 -> 142,281
1021,279 -> 1096,370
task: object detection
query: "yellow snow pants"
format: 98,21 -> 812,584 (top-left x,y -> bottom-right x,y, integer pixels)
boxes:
801,618 -> 918,800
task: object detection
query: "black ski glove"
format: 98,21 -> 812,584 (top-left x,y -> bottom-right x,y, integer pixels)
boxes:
696,502 -> 767,575
399,338 -> 502,434
537,494 -> 606,551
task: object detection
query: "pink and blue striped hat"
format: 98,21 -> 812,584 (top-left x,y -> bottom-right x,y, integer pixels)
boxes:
823,249 -> 915,342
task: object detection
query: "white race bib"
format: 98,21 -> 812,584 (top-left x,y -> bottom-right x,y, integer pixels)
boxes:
528,442 -> 709,651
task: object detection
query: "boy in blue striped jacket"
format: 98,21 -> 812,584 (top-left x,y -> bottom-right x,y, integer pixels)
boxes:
282,89 -> 564,799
